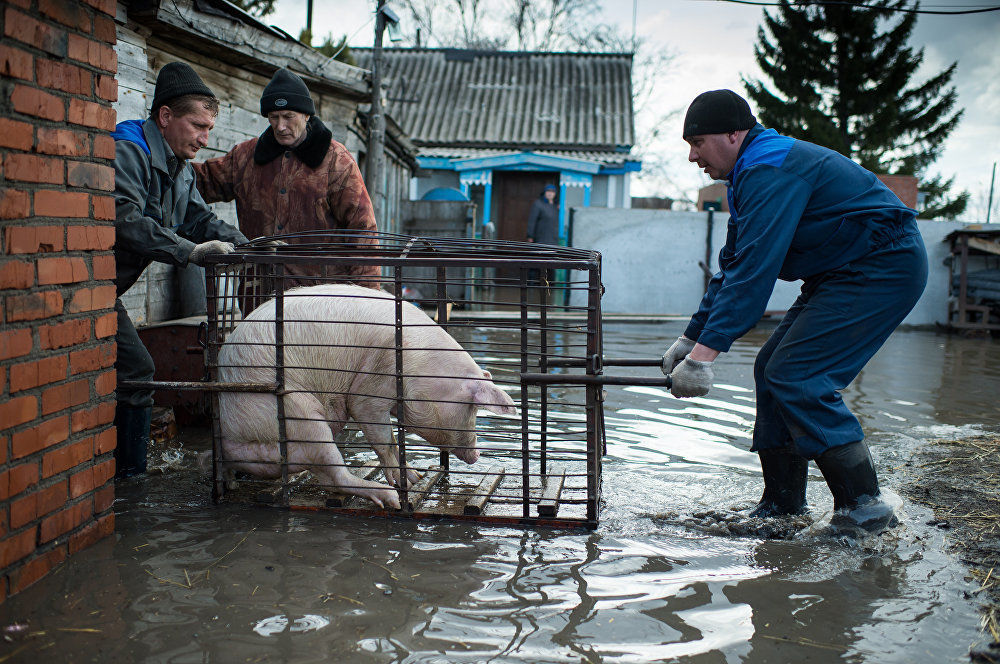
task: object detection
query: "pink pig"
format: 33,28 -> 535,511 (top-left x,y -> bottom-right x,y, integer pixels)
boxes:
216,284 -> 517,509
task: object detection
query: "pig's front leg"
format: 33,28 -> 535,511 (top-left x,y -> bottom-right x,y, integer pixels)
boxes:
284,392 -> 401,510
352,403 -> 422,488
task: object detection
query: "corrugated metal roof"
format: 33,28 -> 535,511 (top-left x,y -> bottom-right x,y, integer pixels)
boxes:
355,48 -> 634,151
418,147 -> 635,167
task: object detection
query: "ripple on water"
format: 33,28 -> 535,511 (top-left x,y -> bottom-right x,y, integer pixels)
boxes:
0,326 -> 987,663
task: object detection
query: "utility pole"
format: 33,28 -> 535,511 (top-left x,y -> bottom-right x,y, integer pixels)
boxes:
365,0 -> 388,229
988,161 -> 996,224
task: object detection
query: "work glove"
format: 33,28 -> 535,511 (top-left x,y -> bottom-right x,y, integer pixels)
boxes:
661,336 -> 697,375
189,240 -> 236,266
669,358 -> 713,398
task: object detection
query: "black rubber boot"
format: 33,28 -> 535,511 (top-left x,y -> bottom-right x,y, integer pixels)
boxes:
815,441 -> 897,533
748,448 -> 809,517
114,405 -> 151,478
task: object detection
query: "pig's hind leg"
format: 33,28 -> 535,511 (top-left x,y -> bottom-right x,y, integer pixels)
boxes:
285,391 -> 401,510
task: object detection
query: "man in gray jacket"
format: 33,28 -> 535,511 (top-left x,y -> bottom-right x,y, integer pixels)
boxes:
111,62 -> 247,477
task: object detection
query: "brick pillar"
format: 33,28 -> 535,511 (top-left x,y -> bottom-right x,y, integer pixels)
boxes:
0,0 -> 118,599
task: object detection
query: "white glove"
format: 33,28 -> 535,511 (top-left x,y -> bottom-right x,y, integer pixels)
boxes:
189,240 -> 235,266
669,358 -> 713,398
661,336 -> 697,375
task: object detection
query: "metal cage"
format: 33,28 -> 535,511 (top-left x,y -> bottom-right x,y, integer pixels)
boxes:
124,231 -> 672,529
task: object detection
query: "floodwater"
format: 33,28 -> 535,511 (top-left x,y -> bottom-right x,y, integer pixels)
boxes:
2,321 -> 998,663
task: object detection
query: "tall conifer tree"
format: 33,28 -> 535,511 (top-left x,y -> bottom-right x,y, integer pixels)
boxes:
742,0 -> 968,219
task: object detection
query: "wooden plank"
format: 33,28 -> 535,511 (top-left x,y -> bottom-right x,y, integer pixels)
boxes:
325,459 -> 382,507
151,0 -> 369,98
404,465 -> 445,512
254,470 -> 310,504
463,466 -> 504,515
967,236 -> 1000,256
538,466 -> 566,517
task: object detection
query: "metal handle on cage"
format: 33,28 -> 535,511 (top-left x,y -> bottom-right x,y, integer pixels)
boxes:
520,372 -> 672,388
531,356 -> 671,387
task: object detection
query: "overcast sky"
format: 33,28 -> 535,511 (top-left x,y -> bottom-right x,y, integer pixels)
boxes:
267,0 -> 1000,221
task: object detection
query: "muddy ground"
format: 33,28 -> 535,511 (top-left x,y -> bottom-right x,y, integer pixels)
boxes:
901,434 -> 1000,663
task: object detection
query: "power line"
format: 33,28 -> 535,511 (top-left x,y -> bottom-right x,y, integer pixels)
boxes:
707,0 -> 1000,14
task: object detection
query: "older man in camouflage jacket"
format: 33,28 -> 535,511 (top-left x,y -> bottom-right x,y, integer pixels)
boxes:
192,68 -> 380,313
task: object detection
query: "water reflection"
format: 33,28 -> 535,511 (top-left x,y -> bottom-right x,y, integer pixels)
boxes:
0,324 -> 989,662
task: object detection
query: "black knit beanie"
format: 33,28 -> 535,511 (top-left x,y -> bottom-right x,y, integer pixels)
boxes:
260,69 -> 316,117
682,89 -> 757,138
152,62 -> 215,111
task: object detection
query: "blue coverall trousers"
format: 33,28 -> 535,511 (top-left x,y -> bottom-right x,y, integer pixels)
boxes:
751,230 -> 928,460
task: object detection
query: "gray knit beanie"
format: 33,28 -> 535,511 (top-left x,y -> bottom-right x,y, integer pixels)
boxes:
152,62 -> 215,111
260,69 -> 316,116
683,90 -> 757,139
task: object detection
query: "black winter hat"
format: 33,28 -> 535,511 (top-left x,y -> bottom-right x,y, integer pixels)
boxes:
682,89 -> 757,138
152,62 -> 215,111
260,69 -> 316,117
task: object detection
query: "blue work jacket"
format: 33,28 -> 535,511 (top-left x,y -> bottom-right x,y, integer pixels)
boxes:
684,124 -> 918,353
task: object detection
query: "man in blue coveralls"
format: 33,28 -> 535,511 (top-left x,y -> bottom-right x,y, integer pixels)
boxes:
661,90 -> 928,532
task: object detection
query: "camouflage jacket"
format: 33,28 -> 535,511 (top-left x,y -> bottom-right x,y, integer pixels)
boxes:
192,117 -> 380,288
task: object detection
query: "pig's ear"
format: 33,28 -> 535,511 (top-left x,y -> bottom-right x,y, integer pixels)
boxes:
471,377 -> 517,415
481,369 -> 493,381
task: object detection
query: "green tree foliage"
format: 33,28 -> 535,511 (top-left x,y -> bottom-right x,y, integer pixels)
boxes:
742,0 -> 967,219
229,0 -> 277,19
310,32 -> 357,67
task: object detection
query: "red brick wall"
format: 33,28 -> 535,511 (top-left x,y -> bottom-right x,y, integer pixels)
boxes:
0,0 -> 118,599
876,174 -> 919,210
697,183 -> 729,212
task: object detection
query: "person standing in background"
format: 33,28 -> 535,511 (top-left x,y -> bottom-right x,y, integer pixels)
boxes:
525,183 -> 559,299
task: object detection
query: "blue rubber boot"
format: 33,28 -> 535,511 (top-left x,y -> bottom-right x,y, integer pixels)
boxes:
749,448 -> 809,517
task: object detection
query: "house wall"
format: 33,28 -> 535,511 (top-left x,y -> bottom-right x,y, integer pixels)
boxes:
591,174 -> 627,208
0,0 -> 119,598
380,149 -> 412,235
590,176 -> 608,207
413,171 -> 630,209
569,207 -> 961,327
562,185 -> 585,211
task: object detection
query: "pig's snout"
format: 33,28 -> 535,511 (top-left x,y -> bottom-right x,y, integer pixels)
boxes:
451,446 -> 480,464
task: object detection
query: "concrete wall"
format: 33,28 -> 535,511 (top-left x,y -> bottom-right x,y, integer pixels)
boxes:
569,207 -> 966,327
